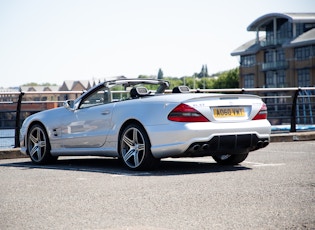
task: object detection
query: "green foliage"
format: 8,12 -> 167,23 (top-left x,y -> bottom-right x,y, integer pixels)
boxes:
116,68 -> 239,92
183,77 -> 195,89
212,68 -> 239,89
201,77 -> 215,89
160,68 -> 239,90
23,82 -> 58,86
138,75 -> 151,79
22,68 -> 239,90
164,77 -> 182,89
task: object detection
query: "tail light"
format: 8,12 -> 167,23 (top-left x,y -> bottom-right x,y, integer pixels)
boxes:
253,103 -> 268,120
168,103 -> 209,122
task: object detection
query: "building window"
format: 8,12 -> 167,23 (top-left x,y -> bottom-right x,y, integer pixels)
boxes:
266,22 -> 274,43
277,19 -> 292,41
244,74 -> 254,88
265,50 -> 274,63
277,49 -> 285,61
265,49 -> 285,62
240,55 -> 256,67
295,45 -> 315,60
265,72 -> 275,88
265,19 -> 292,44
296,24 -> 304,37
277,70 -> 286,87
265,71 -> 286,87
297,23 -> 315,37
297,69 -> 310,87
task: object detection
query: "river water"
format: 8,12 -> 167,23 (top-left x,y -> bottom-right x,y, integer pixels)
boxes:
0,129 -> 15,149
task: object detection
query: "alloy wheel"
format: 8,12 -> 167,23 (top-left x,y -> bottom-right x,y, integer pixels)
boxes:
121,127 -> 146,169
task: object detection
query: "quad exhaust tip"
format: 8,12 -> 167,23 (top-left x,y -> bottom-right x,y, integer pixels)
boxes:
192,144 -> 200,151
189,139 -> 269,152
257,140 -> 270,148
191,144 -> 209,152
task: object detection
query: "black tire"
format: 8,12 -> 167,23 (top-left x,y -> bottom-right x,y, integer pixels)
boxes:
27,124 -> 57,164
119,123 -> 159,170
212,153 -> 249,165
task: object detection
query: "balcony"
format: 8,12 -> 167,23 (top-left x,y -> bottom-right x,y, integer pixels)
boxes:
262,61 -> 289,71
264,83 -> 289,88
260,38 -> 291,47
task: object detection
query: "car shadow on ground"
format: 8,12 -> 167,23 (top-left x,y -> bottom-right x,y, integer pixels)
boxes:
0,157 -> 252,176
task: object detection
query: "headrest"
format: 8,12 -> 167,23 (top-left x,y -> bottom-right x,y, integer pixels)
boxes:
172,86 -> 190,93
130,86 -> 149,98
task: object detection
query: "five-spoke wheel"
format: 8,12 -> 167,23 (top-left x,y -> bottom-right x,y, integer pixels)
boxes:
27,124 -> 56,164
119,124 -> 158,170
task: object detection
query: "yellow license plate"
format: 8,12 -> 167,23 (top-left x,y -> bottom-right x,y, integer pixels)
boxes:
213,107 -> 245,118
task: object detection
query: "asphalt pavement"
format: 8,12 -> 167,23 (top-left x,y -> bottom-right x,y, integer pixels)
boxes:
0,141 -> 314,229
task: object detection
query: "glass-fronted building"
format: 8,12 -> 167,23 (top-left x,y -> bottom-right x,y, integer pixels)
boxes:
231,13 -> 315,126
231,13 -> 315,88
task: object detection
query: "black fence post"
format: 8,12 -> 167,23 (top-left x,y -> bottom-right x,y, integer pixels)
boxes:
14,91 -> 24,147
290,88 -> 300,133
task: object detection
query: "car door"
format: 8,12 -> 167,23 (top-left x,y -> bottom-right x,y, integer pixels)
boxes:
61,86 -> 114,148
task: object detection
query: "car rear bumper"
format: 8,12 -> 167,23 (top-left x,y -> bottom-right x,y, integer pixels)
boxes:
183,133 -> 269,157
147,120 -> 271,158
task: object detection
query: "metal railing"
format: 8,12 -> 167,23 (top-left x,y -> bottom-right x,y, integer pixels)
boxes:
261,61 -> 289,71
260,38 -> 291,47
0,87 -> 314,148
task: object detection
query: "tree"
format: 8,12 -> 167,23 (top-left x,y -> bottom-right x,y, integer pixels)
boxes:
157,68 -> 163,79
198,64 -> 209,78
165,77 -> 183,89
22,82 -> 57,86
138,75 -> 151,79
213,68 -> 239,89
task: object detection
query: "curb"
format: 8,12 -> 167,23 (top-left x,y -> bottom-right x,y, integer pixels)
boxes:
270,131 -> 315,142
1,132 -> 315,160
0,148 -> 26,160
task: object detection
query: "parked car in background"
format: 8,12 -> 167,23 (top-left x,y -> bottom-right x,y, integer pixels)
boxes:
20,78 -> 271,170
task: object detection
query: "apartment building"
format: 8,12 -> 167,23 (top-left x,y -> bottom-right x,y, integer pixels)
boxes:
231,13 -> 315,88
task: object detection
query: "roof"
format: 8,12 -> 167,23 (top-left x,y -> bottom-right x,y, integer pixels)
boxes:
61,80 -> 76,91
231,37 -> 263,56
60,80 -> 93,91
247,13 -> 315,31
20,86 -> 59,92
284,28 -> 315,47
0,87 -> 20,92
78,80 -> 91,89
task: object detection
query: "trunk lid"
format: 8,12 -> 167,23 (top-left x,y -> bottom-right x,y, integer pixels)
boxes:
183,94 -> 264,122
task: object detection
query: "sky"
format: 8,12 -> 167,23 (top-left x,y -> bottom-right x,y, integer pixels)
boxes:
0,0 -> 314,87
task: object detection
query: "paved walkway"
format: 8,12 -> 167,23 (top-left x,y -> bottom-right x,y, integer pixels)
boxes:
270,131 -> 315,142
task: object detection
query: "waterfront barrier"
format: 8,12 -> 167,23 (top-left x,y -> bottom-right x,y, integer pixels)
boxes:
1,87 -> 314,148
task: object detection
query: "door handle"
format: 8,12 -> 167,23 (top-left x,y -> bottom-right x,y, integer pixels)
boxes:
101,110 -> 110,115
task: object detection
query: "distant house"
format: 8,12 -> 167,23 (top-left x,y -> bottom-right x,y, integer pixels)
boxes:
20,85 -> 60,102
59,80 -> 92,91
59,80 -> 94,100
0,87 -> 20,102
0,79 -> 106,128
17,80 -> 94,101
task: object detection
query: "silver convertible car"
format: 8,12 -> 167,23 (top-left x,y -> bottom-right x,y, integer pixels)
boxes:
20,78 -> 271,170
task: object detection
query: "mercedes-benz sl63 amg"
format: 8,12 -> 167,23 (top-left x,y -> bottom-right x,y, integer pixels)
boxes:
20,78 -> 271,170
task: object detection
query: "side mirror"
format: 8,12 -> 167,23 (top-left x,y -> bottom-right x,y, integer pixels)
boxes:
63,100 -> 75,110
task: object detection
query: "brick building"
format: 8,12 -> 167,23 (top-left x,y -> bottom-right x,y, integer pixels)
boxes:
231,13 -> 315,88
0,80 -> 94,128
